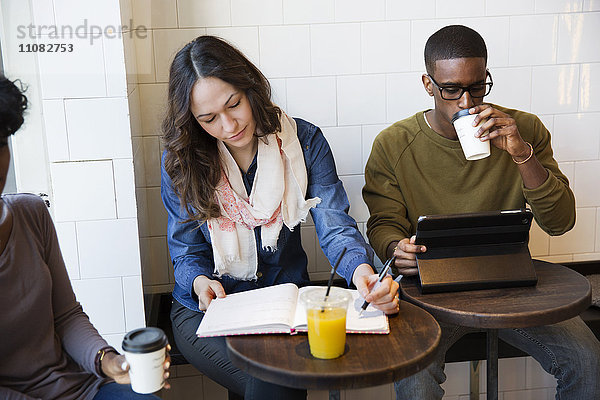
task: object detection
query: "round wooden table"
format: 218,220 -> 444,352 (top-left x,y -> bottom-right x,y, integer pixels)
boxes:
400,260 -> 591,400
226,300 -> 440,398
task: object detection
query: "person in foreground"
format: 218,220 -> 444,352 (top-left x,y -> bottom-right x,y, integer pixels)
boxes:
363,25 -> 600,399
161,35 -> 399,399
0,76 -> 170,400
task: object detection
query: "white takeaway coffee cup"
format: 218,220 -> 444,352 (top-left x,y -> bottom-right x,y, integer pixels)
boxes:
451,109 -> 490,161
122,327 -> 168,394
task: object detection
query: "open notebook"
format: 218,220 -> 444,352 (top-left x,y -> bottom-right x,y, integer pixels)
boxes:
196,283 -> 389,337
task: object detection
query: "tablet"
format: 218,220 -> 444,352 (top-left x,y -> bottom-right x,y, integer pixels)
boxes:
414,209 -> 537,293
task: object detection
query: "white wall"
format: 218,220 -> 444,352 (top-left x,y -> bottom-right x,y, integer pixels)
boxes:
0,0 -> 146,350
128,0 -> 600,399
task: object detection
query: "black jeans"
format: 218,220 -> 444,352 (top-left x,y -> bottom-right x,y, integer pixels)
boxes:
170,299 -> 307,400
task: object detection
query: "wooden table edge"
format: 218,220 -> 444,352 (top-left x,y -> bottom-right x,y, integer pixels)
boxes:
403,289 -> 591,329
226,303 -> 443,390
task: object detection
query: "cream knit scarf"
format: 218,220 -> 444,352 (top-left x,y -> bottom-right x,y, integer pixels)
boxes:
207,114 -> 321,280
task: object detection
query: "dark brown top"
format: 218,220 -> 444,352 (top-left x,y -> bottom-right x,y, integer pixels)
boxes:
226,300 -> 440,390
0,194 -> 109,400
400,260 -> 591,329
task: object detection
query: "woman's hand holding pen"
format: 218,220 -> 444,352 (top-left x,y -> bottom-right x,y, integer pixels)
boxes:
352,263 -> 400,315
193,275 -> 226,311
388,235 -> 425,277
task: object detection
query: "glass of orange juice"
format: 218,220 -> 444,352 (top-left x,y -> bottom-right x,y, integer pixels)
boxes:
300,287 -> 351,359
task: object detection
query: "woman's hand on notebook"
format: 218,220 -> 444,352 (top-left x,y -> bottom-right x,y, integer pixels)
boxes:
193,275 -> 226,311
353,264 -> 400,314
388,236 -> 426,277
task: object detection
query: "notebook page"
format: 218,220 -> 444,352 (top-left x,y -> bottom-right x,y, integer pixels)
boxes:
292,286 -> 388,333
196,283 -> 299,336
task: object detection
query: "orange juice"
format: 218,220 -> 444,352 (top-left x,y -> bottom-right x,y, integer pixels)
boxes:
306,307 -> 347,359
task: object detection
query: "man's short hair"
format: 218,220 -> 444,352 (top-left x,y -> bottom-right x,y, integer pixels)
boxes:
424,25 -> 487,75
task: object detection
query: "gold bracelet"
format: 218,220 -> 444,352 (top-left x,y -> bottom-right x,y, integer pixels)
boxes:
512,142 -> 534,165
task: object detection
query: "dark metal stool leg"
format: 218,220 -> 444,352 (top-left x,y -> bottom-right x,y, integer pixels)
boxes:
329,389 -> 341,400
486,329 -> 498,400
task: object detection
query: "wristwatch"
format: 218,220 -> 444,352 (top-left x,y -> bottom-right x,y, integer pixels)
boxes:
95,346 -> 119,377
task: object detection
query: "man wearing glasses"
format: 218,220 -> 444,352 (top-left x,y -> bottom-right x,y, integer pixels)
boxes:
363,25 -> 600,399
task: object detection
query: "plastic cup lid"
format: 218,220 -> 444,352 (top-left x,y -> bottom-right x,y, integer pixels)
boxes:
122,327 -> 168,353
451,109 -> 472,124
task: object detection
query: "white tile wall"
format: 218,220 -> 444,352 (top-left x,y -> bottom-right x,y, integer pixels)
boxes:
485,0 -> 534,15
337,74 -> 386,125
310,24 -> 361,76
531,64 -> 579,114
580,63 -> 600,112
573,160 -> 600,207
259,25 -> 311,78
42,99 -> 70,162
334,0 -> 384,22
130,0 -> 178,29
558,13 -> 600,63
206,27 -> 260,67
37,36 -> 107,99
361,21 -> 411,74
177,0 -> 231,28
552,113 -> 600,161
71,277 -> 126,334
584,0 -> 600,10
486,67 -> 532,112
231,0 -> 283,26
386,72 -> 433,122
122,275 -> 146,331
269,78 -> 287,110
55,222 -> 80,280
386,0 -> 435,20
283,0 -> 334,24
535,0 -> 584,13
113,158 -> 138,218
509,15 -> 558,66
53,0 -> 122,29
64,97 -> 133,160
286,77 -> 336,127
77,218 -> 141,278
120,2 -> 600,399
50,161 -> 117,222
549,207 -> 596,253
321,126 -> 363,175
438,1 -> 485,17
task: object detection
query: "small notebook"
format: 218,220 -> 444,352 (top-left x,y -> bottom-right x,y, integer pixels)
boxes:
196,283 -> 389,337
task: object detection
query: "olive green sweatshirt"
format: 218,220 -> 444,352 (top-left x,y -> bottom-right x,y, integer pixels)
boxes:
363,105 -> 575,263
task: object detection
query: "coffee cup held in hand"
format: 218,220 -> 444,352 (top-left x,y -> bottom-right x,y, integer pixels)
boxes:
452,109 -> 491,161
122,327 -> 168,394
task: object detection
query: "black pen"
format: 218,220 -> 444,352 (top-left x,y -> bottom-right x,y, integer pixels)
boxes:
358,256 -> 396,316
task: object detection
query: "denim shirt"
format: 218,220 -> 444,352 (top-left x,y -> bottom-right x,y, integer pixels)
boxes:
161,118 -> 374,312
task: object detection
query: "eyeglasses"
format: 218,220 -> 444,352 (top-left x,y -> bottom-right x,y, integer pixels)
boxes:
427,71 -> 493,100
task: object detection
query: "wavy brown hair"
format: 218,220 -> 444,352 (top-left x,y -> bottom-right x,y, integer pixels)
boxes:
162,36 -> 281,222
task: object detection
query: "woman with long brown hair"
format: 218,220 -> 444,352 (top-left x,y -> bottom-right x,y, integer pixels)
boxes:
161,36 -> 399,399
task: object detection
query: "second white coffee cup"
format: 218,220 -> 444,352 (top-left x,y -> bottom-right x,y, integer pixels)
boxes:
452,109 -> 490,161
122,327 -> 168,394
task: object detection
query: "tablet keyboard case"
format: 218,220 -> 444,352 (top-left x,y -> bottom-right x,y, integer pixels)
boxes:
415,209 -> 538,294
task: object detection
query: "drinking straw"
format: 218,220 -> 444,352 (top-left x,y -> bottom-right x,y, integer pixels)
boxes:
324,247 -> 347,301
